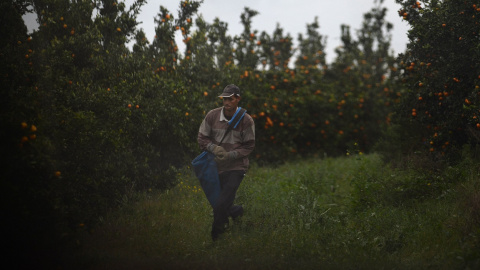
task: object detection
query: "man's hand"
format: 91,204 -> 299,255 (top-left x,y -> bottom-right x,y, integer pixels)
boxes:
215,151 -> 237,164
207,144 -> 226,157
212,146 -> 226,158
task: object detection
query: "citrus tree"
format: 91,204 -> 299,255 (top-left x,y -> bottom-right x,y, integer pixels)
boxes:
1,0 -> 205,247
395,0 -> 480,159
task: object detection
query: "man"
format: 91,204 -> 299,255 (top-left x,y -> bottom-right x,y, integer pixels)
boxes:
197,84 -> 255,241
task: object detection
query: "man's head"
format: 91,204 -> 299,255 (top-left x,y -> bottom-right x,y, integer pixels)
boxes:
219,84 -> 241,116
218,84 -> 241,98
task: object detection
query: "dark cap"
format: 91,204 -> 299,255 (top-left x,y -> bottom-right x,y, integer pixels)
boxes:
218,84 -> 241,97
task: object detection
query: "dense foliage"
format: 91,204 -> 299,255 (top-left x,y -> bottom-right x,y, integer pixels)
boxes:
392,0 -> 480,160
3,0 -> 479,266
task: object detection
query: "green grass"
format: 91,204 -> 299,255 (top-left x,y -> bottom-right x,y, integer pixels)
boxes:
62,154 -> 480,269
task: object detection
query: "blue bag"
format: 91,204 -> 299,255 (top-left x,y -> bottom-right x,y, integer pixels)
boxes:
192,151 -> 220,207
192,107 -> 247,207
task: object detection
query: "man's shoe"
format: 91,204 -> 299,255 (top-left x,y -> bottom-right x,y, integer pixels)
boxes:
230,205 -> 244,220
211,230 -> 220,241
211,223 -> 226,241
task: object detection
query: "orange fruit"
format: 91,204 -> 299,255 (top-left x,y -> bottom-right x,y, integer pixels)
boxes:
55,171 -> 61,177
30,125 -> 37,132
21,122 -> 27,129
266,117 -> 273,126
128,104 -> 132,108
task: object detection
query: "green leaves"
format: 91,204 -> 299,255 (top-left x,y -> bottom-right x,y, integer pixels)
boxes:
395,0 -> 480,157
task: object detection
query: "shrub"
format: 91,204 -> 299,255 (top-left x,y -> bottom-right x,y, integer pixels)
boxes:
350,153 -> 465,210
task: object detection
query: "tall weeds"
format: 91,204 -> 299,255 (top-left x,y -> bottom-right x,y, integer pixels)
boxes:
63,154 -> 480,269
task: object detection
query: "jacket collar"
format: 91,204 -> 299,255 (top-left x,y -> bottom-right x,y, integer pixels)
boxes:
219,107 -> 228,122
220,107 -> 238,122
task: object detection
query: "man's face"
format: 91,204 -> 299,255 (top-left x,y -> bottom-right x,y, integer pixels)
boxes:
222,95 -> 240,115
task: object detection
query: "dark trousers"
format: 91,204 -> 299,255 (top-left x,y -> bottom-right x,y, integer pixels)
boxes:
212,170 -> 244,235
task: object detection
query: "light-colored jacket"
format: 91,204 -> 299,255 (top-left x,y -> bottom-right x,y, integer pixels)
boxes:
198,107 -> 255,173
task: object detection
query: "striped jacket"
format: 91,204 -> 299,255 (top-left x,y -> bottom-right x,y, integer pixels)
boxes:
198,107 -> 255,173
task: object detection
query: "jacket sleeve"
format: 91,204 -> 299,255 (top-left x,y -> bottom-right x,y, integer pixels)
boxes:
233,115 -> 255,158
197,114 -> 215,151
